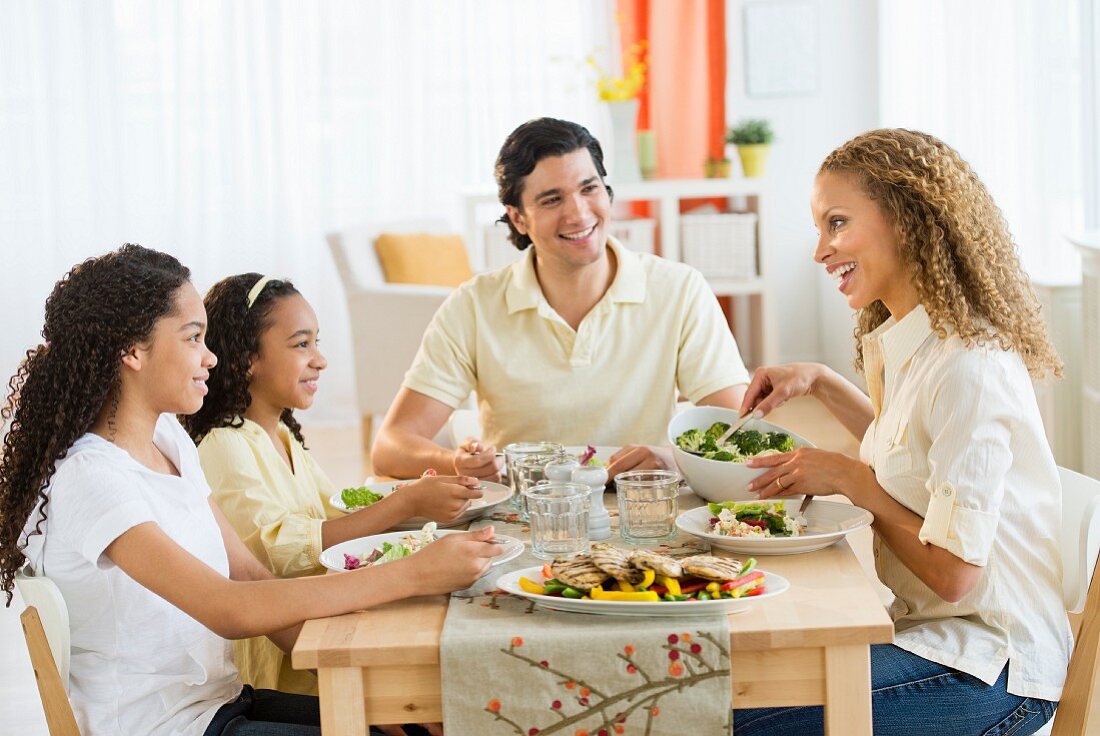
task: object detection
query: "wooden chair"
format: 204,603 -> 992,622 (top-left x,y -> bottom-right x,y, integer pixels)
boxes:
15,568 -> 79,735
1046,467 -> 1100,735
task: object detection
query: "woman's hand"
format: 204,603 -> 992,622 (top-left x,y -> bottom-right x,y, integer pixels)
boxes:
745,447 -> 875,502
453,438 -> 502,480
406,526 -> 502,595
739,363 -> 826,417
606,445 -> 675,478
400,475 -> 484,522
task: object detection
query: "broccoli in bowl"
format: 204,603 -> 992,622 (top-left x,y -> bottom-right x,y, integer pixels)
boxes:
675,422 -> 794,462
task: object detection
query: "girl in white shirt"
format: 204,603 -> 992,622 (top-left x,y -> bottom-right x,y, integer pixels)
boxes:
0,244 -> 501,736
732,129 -> 1069,736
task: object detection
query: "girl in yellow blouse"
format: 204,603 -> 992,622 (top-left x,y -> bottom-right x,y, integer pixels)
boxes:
183,273 -> 484,695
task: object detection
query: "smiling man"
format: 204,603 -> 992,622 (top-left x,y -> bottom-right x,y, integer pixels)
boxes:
372,117 -> 750,480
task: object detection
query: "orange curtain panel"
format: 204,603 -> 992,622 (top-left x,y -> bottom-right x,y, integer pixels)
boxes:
615,0 -> 727,178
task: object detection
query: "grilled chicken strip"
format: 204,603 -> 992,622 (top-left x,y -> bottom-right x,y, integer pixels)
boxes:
628,549 -> 683,579
551,555 -> 611,589
680,555 -> 744,581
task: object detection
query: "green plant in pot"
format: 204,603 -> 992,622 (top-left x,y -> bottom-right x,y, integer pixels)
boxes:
727,118 -> 774,177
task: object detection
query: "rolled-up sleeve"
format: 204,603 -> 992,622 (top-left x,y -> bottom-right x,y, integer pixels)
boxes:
919,354 -> 1015,566
199,433 -> 324,577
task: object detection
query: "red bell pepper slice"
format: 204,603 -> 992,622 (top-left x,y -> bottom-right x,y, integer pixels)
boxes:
720,570 -> 765,591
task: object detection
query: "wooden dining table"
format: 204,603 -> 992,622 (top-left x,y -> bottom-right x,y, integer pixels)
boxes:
293,525 -> 895,735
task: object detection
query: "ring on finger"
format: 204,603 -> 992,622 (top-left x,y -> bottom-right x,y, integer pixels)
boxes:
775,476 -> 787,491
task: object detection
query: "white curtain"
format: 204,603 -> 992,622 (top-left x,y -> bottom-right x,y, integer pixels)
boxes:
878,0 -> 1084,284
0,0 -> 615,423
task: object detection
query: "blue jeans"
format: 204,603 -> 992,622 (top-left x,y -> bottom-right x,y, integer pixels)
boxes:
203,686 -> 433,736
734,644 -> 1057,736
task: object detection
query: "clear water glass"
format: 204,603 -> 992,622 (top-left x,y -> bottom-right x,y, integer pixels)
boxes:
503,441 -> 564,512
615,469 -> 680,543
523,482 -> 591,560
513,451 -> 567,521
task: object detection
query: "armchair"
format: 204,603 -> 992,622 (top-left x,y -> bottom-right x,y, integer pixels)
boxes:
326,221 -> 456,472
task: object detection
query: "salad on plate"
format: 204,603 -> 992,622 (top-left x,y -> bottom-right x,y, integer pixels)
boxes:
343,522 -> 436,570
708,501 -> 806,538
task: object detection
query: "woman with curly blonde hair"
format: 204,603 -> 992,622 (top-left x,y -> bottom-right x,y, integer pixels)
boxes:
732,129 -> 1068,735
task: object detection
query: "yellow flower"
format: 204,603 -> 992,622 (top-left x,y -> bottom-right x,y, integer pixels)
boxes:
587,41 -> 647,102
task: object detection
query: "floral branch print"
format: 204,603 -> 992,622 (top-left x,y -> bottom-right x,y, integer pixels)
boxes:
486,632 -> 729,735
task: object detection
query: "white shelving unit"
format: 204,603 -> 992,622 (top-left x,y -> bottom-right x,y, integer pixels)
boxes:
462,178 -> 777,367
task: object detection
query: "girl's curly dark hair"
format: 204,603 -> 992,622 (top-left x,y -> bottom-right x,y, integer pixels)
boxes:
181,273 -> 305,447
1,244 -> 191,605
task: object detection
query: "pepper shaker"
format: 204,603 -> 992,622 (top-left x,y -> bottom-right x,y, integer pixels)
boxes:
572,464 -> 611,541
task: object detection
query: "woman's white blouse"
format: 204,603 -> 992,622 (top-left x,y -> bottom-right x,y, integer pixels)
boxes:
859,305 -> 1071,701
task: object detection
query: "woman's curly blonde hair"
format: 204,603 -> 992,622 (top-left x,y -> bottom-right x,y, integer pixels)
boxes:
820,128 -> 1062,379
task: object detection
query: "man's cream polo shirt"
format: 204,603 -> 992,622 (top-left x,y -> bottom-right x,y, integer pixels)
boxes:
403,237 -> 749,448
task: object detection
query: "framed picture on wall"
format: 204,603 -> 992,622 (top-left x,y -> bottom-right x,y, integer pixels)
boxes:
743,0 -> 819,97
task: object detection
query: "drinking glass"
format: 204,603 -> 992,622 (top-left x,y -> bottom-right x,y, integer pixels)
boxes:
503,441 -> 564,512
614,469 -> 680,543
523,482 -> 591,560
513,451 -> 567,521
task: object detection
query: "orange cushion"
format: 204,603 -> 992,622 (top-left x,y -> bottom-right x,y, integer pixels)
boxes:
374,232 -> 474,287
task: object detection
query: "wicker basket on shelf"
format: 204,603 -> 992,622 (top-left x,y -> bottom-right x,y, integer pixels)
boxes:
679,212 -> 758,279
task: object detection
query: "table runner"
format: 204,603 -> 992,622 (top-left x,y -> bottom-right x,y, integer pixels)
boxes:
440,495 -> 733,736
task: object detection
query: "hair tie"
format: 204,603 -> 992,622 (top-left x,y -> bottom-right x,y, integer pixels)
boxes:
246,276 -> 275,309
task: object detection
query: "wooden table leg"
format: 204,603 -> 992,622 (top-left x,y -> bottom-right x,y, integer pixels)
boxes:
318,667 -> 367,735
824,645 -> 872,736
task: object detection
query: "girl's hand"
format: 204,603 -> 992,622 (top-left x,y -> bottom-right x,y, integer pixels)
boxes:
739,363 -> 826,417
407,526 -> 502,595
744,447 -> 875,502
606,445 -> 675,478
402,475 -> 484,522
454,438 -> 501,480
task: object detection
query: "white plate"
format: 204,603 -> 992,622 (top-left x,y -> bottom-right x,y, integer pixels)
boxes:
563,446 -> 621,469
329,480 -> 513,530
497,566 -> 789,617
320,529 -> 525,573
675,500 -> 873,555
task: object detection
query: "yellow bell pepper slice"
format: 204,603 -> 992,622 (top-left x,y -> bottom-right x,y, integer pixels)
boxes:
519,577 -> 546,595
656,575 -> 681,596
636,569 -> 656,590
616,579 -> 634,592
590,589 -> 661,602
706,582 -> 721,594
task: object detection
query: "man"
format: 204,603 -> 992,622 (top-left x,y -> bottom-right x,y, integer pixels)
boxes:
372,117 -> 749,479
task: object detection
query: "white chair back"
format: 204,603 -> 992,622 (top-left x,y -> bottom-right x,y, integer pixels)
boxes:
326,219 -> 453,291
1058,466 -> 1100,613
15,567 -> 71,687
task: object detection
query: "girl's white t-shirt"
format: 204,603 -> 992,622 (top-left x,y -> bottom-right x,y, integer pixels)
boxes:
21,414 -> 242,736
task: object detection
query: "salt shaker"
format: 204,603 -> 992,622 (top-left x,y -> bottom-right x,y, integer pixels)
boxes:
572,464 -> 611,540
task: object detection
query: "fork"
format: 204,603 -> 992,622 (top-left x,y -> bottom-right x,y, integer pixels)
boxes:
798,495 -> 815,514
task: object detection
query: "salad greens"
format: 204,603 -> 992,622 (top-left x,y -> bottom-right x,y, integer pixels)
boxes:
340,485 -> 386,509
707,501 -> 805,538
343,522 -> 437,570
676,422 -> 794,462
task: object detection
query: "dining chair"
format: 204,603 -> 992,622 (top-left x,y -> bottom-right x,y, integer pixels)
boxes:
327,221 -> 455,472
15,568 -> 79,736
1044,466 -> 1100,735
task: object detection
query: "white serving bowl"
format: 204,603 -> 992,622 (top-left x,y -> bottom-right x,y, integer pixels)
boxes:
667,406 -> 814,503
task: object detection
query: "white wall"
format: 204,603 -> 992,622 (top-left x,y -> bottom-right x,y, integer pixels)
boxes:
726,0 -> 879,382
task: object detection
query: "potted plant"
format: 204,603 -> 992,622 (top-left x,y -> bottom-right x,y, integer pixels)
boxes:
704,157 -> 731,178
726,118 -> 775,177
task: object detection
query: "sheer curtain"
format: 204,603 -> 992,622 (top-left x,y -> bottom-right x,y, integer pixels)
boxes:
878,0 -> 1084,284
0,0 -> 614,422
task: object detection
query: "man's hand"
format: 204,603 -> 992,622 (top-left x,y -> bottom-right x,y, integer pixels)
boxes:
606,445 -> 675,478
454,438 -> 502,480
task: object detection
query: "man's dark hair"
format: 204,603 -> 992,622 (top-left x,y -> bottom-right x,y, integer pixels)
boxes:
494,117 -> 613,250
